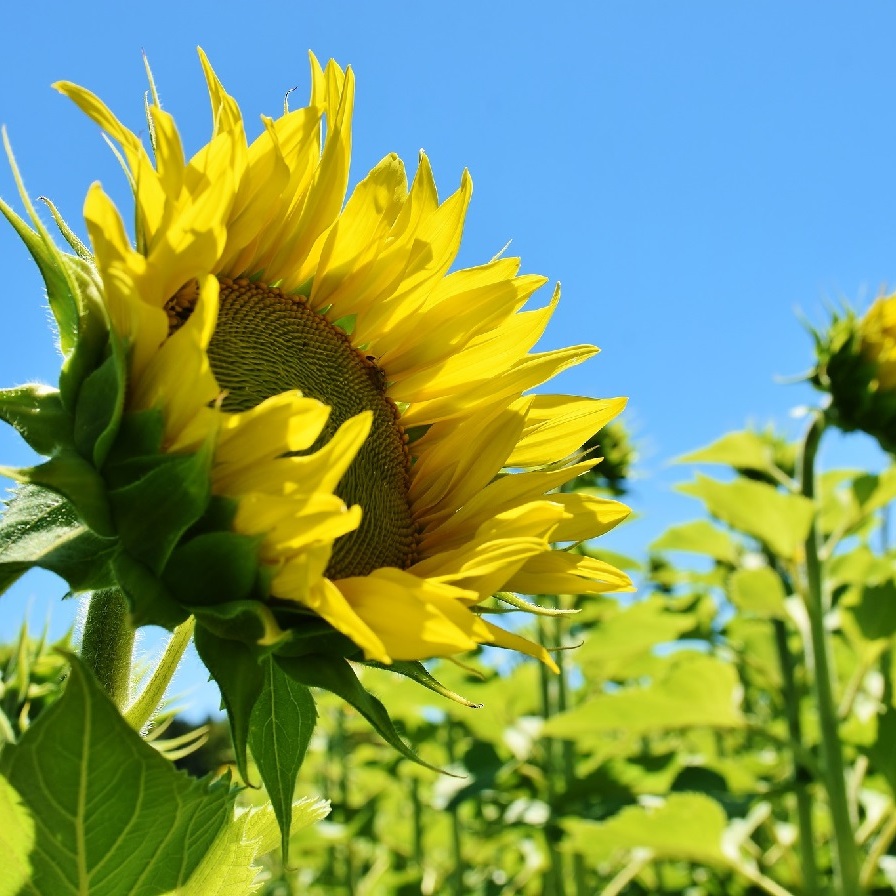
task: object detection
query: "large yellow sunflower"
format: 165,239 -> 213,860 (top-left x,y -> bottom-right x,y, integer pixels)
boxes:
52,50 -> 631,669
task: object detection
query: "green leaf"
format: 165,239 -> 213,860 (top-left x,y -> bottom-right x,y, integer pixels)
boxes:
73,332 -> 126,468
650,519 -> 740,565
58,255 -> 112,412
194,626 -> 264,784
0,384 -> 74,456
728,566 -> 788,619
277,654 -> 443,772
0,192 -> 79,354
677,474 -> 814,559
0,485 -> 116,596
109,438 -> 213,574
112,551 -> 187,629
576,597 -> 698,680
560,793 -> 730,867
2,452 -> 114,536
677,430 -> 780,477
163,532 -> 261,606
171,798 -> 329,896
542,653 -> 744,740
0,652 -> 240,895
365,660 -> 482,708
844,580 -> 896,645
853,466 -> 896,516
248,656 -> 317,861
0,773 -> 34,896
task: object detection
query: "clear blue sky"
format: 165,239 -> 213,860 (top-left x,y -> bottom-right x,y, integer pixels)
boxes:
1,2 -> 894,711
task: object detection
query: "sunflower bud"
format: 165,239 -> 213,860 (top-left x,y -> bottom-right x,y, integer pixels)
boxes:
809,297 -> 896,453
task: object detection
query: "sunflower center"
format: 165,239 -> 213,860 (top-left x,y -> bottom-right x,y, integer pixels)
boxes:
205,276 -> 417,579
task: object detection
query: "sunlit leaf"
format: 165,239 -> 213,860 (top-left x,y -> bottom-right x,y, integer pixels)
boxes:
728,566 -> 788,619
560,793 -> 730,867
542,653 -> 744,740
651,519 -> 740,565
0,653 -> 239,895
0,774 -> 33,896
678,474 -> 814,560
677,431 -> 780,477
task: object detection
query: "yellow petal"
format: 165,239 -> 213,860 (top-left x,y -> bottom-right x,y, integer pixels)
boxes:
507,395 -> 627,467
507,552 -> 634,596
336,568 -> 489,660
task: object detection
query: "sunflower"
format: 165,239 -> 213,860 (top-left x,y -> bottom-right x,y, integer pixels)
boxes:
15,50 -> 630,675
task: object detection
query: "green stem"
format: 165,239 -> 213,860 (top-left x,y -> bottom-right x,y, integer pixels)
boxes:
537,615 -> 565,896
771,617 -> 819,894
80,589 -> 134,710
554,610 -> 587,896
799,413 -> 860,896
445,721 -> 464,896
124,616 -> 195,731
410,775 -> 424,869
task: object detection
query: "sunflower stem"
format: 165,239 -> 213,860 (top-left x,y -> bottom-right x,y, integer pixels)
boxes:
80,588 -> 134,710
799,413 -> 860,896
771,615 -> 819,893
554,607 -> 588,896
537,614 -> 566,896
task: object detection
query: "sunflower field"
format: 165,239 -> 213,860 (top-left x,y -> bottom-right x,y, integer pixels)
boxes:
2,43 -> 896,896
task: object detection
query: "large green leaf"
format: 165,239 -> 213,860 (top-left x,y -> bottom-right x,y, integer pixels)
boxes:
677,430 -> 782,477
0,484 -> 116,596
542,653 -> 744,740
560,793 -> 730,867
728,566 -> 788,619
248,656 -> 317,862
677,474 -> 814,559
0,773 -> 34,896
576,597 -> 698,680
650,519 -> 740,565
164,799 -> 329,896
0,653 -> 239,895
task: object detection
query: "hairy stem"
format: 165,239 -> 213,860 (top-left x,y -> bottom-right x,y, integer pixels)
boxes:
80,589 -> 134,710
124,617 -> 195,731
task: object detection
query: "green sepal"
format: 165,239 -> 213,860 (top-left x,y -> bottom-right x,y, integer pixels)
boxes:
112,551 -> 188,629
276,654 -> 445,773
103,408 -> 166,477
0,384 -> 74,456
0,484 -> 116,597
0,193 -> 79,354
190,599 -> 284,646
108,437 -> 214,574
57,256 -> 112,413
73,329 -> 127,468
270,612 -> 361,659
365,659 -> 482,709
1,453 -> 114,536
194,626 -> 265,785
163,532 -> 262,606
248,655 -> 317,862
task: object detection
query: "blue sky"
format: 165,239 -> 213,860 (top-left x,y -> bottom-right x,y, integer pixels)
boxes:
1,3 -> 894,710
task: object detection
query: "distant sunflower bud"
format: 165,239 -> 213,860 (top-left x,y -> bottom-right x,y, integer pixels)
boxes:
810,295 -> 896,452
